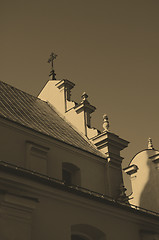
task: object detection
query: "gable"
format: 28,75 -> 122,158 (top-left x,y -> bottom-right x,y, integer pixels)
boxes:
0,81 -> 104,159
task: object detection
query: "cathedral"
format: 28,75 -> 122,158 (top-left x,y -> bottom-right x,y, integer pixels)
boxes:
0,53 -> 159,240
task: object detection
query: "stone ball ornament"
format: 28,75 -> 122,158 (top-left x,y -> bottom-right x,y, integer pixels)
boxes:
103,114 -> 110,132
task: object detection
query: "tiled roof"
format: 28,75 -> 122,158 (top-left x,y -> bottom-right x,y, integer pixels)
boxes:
0,81 -> 105,158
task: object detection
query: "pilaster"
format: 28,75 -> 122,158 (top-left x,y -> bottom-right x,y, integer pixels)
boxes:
0,191 -> 37,240
91,122 -> 129,198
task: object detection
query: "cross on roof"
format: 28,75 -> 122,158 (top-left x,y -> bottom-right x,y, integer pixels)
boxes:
47,52 -> 57,80
48,52 -> 57,70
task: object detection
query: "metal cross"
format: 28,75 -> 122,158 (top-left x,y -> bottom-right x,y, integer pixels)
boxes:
48,52 -> 57,70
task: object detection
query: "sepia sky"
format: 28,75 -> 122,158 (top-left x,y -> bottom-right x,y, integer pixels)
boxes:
1,0 -> 159,166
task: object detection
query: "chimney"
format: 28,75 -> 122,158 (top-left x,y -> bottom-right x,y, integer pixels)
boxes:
91,115 -> 129,198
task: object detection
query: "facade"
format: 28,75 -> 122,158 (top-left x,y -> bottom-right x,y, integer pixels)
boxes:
0,67 -> 159,239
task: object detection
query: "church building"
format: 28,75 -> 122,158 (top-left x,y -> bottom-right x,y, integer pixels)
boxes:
0,53 -> 159,240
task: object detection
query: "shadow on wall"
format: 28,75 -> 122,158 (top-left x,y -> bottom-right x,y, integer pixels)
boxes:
139,153 -> 159,213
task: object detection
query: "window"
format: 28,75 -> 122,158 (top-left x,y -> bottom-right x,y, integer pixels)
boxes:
63,169 -> 72,185
140,230 -> 159,240
72,235 -> 89,240
62,162 -> 81,186
71,224 -> 106,240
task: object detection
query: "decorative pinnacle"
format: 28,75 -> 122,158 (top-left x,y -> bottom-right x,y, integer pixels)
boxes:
81,92 -> 88,102
116,183 -> 129,203
48,52 -> 57,80
103,114 -> 110,132
148,137 -> 154,150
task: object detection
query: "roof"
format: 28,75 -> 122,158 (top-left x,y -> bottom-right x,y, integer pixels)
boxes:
0,81 -> 105,158
128,149 -> 159,166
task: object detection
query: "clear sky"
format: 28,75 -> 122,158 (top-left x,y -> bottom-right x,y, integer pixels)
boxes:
1,0 -> 159,167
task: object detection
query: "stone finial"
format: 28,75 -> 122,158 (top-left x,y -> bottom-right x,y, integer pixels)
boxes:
81,92 -> 88,102
103,114 -> 110,132
116,183 -> 129,203
148,137 -> 154,149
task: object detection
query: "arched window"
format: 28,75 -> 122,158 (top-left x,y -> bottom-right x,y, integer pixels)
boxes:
71,234 -> 90,240
71,224 -> 106,240
62,162 -> 81,186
